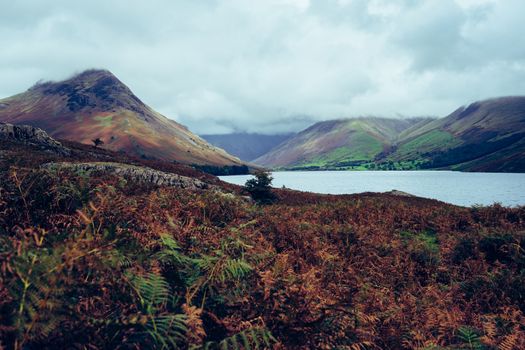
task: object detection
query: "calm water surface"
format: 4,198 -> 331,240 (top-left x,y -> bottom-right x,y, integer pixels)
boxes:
220,171 -> 525,207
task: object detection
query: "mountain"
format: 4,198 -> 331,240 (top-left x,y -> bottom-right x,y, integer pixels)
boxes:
253,117 -> 429,169
388,96 -> 525,172
0,69 -> 242,166
201,132 -> 294,161
254,97 -> 525,172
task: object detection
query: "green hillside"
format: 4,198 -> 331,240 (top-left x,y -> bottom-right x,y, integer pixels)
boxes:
394,130 -> 461,159
254,117 -> 426,170
297,132 -> 383,168
388,97 -> 525,171
254,97 -> 525,172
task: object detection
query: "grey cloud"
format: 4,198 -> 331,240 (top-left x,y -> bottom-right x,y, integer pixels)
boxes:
391,0 -> 467,71
1,0 -> 524,134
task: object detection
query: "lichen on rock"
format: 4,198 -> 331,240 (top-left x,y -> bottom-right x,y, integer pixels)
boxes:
42,161 -> 211,190
0,122 -> 71,155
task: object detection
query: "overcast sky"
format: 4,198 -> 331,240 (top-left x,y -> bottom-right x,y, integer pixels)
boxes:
1,0 -> 525,134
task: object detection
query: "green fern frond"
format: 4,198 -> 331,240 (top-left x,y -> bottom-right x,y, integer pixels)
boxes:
32,316 -> 63,340
196,256 -> 252,285
119,313 -> 187,349
457,326 -> 483,350
196,255 -> 219,273
157,235 -> 194,266
200,328 -> 277,350
8,246 -> 66,343
221,259 -> 252,283
240,331 -> 250,349
130,273 -> 171,310
125,273 -> 189,348
144,314 -> 187,349
249,329 -> 261,349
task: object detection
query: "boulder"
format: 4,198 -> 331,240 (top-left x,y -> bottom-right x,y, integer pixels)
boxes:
0,122 -> 70,155
386,189 -> 415,197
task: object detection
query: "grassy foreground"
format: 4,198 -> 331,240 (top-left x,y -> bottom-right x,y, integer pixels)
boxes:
1,143 -> 524,349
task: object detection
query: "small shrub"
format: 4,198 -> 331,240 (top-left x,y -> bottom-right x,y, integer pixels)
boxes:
479,233 -> 513,264
243,171 -> 277,204
452,236 -> 476,263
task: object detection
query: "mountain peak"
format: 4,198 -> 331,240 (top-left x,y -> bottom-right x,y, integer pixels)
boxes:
0,71 -> 243,166
28,69 -> 140,112
31,69 -> 120,90
74,68 -> 116,79
67,69 -> 126,90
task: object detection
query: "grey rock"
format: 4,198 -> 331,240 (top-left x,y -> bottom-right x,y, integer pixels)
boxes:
0,122 -> 71,155
42,162 -> 211,190
239,195 -> 255,204
386,189 -> 415,197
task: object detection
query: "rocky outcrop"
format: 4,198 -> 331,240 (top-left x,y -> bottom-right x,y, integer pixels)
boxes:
386,190 -> 415,197
0,122 -> 71,155
42,162 -> 210,190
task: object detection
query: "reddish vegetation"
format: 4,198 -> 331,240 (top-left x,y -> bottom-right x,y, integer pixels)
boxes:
0,138 -> 221,183
1,141 -> 524,349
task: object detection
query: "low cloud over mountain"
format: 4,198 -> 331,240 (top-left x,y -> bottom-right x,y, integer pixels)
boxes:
1,0 -> 525,134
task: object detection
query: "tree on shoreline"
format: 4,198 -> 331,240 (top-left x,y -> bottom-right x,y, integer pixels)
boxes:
243,170 -> 277,204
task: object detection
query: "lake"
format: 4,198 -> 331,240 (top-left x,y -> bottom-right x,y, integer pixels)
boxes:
220,170 -> 525,207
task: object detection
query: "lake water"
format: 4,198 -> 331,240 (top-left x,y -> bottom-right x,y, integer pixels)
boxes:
220,171 -> 525,207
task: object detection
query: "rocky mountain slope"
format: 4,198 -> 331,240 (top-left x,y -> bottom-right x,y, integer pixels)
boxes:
0,70 -> 242,166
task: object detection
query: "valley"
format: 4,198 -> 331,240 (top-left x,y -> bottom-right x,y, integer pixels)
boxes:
3,2 -> 525,348
247,97 -> 525,172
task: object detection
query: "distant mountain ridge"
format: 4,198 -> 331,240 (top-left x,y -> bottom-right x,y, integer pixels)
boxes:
0,70 -> 242,166
389,96 -> 525,172
201,132 -> 294,161
254,97 -> 525,172
254,117 -> 430,168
